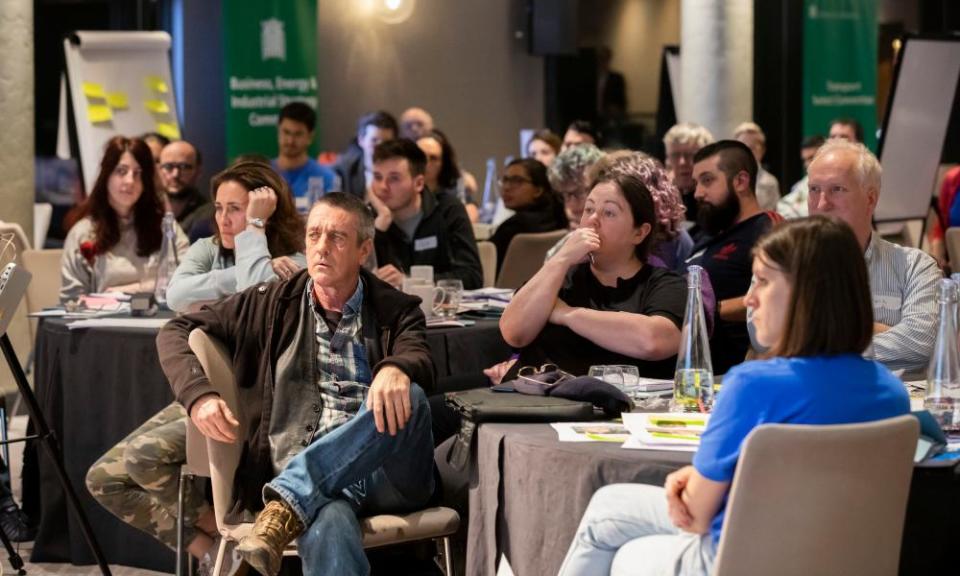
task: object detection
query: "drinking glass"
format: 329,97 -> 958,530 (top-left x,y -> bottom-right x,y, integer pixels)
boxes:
435,279 -> 463,319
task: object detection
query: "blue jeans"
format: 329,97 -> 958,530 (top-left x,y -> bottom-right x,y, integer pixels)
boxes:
557,484 -> 716,576
264,384 -> 435,576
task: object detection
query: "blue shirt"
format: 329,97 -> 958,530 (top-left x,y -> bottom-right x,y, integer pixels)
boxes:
692,355 -> 910,545
271,159 -> 339,213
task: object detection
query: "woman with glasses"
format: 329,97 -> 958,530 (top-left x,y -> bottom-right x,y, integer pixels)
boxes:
557,216 -> 909,576
60,136 -> 188,302
165,160 -> 306,313
489,158 -> 568,273
416,129 -> 479,222
498,155 -> 687,380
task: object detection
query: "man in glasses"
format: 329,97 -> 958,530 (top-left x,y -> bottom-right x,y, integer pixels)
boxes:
158,139 -> 212,241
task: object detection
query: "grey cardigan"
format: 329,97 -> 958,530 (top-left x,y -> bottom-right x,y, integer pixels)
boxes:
165,230 -> 307,312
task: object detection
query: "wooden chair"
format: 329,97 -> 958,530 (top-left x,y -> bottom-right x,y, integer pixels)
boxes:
477,241 -> 497,288
495,229 -> 568,289
0,223 -> 32,400
710,415 -> 918,576
186,329 -> 460,576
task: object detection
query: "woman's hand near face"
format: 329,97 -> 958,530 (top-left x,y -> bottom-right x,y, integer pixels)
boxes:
554,227 -> 600,267
246,187 -> 278,221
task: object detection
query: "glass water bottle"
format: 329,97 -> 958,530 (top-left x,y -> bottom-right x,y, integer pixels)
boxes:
673,265 -> 715,412
925,278 -> 960,433
154,212 -> 179,306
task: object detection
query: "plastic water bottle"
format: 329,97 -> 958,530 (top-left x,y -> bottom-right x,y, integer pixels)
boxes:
673,265 -> 714,412
154,212 -> 179,306
925,278 -> 960,433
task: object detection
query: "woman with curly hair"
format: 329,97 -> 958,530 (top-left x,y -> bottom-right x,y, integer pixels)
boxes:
589,151 -> 694,271
60,136 -> 188,302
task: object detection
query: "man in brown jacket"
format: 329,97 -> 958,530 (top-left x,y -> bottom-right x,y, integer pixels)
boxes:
158,193 -> 436,576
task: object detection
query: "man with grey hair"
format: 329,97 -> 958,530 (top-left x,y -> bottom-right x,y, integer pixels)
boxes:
663,123 -> 714,225
733,122 -> 780,211
806,139 -> 940,372
158,192 -> 436,576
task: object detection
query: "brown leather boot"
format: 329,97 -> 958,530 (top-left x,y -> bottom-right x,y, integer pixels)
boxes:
236,500 -> 304,576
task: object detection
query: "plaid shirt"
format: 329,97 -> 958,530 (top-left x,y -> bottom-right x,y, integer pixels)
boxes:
307,278 -> 372,439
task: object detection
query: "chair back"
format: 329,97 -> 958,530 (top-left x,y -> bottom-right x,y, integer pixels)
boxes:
187,328 -> 244,533
21,249 -> 63,342
477,241 -> 497,288
33,203 -> 53,250
713,415 -> 919,576
495,229 -> 568,289
946,227 -> 960,267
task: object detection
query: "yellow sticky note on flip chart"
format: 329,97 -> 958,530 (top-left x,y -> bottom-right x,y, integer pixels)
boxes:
145,75 -> 169,94
155,122 -> 180,140
144,100 -> 170,114
106,92 -> 129,109
82,82 -> 106,99
87,104 -> 113,124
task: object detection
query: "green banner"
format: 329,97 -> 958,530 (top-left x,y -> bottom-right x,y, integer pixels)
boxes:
223,0 -> 318,161
802,0 -> 878,150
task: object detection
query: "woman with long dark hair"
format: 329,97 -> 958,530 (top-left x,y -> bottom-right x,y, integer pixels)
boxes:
558,216 -> 910,576
416,129 -> 479,222
165,160 -> 306,312
60,136 -> 188,301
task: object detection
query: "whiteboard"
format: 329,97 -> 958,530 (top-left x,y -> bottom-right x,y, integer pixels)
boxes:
875,37 -> 960,222
62,31 -> 181,193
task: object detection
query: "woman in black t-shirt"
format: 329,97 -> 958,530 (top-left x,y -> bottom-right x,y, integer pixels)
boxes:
499,156 -> 686,379
430,157 -> 687,447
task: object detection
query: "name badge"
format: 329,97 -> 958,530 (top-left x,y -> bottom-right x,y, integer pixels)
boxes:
415,236 -> 438,251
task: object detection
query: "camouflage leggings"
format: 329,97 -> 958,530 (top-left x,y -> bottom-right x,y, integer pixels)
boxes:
85,402 -> 210,549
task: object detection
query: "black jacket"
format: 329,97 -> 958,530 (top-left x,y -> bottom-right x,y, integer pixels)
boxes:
157,267 -> 434,515
374,189 -> 483,289
333,145 -> 367,199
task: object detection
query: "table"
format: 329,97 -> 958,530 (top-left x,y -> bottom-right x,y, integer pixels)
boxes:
26,315 -> 508,570
465,423 -> 960,576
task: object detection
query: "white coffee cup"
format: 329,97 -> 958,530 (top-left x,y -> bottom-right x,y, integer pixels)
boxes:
405,282 -> 445,318
410,265 -> 434,283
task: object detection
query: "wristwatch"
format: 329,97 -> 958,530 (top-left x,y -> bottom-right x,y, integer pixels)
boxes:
248,217 -> 266,229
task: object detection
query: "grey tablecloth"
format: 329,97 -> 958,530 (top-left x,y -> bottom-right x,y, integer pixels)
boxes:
467,423 -> 691,576
26,315 -> 507,569
464,423 -> 960,576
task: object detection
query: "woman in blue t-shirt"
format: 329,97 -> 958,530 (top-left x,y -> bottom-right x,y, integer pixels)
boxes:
558,215 -> 910,576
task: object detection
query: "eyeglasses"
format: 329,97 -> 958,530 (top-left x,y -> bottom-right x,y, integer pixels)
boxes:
159,162 -> 195,173
517,363 -> 574,386
498,175 -> 533,187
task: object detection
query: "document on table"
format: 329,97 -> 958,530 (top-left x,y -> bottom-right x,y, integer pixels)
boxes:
620,412 -> 709,452
67,317 -> 170,330
552,422 -> 630,443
